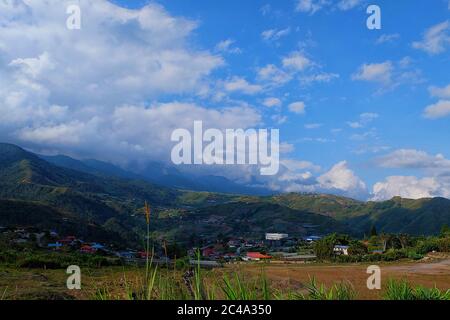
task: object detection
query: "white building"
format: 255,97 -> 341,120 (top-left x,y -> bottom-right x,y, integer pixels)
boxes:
265,233 -> 289,241
333,245 -> 349,256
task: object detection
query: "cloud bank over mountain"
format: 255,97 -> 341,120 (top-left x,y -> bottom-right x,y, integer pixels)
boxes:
0,0 -> 449,201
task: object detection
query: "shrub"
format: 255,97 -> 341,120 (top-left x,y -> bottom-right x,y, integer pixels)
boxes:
347,241 -> 368,256
313,236 -> 335,260
385,280 -> 450,300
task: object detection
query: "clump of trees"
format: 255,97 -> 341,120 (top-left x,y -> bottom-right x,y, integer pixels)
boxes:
312,225 -> 450,263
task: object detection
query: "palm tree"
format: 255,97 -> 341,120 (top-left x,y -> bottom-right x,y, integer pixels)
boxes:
379,233 -> 391,252
398,234 -> 410,249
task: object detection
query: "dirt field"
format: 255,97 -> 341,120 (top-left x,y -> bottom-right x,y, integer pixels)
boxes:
1,254 -> 449,300
230,254 -> 450,299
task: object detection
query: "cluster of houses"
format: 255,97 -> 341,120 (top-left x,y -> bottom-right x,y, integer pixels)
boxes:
188,233 -> 329,265
1,225 -> 360,267
0,226 -> 110,255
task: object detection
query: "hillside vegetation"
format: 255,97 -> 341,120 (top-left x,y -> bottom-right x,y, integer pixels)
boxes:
1,143 -> 449,246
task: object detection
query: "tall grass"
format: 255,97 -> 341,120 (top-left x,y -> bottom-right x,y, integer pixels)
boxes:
384,279 -> 450,300
0,287 -> 7,300
292,277 -> 356,300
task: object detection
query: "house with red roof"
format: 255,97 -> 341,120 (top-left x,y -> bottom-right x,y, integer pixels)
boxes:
244,252 -> 272,261
80,245 -> 96,254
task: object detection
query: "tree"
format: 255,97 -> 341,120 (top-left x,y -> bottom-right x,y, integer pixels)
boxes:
441,224 -> 450,237
348,240 -> 368,256
397,234 -> 410,249
370,225 -> 378,237
379,233 -> 392,252
313,235 -> 336,260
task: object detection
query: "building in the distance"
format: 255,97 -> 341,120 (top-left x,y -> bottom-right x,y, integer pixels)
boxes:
265,233 -> 289,248
265,233 -> 288,241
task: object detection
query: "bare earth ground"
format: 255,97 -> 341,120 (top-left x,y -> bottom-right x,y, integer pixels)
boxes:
228,254 -> 450,299
1,254 -> 449,300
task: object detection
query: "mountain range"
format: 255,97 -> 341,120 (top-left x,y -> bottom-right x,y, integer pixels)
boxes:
0,142 -> 449,247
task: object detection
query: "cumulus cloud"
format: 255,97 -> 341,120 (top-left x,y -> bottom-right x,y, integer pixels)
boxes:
375,149 -> 450,171
412,20 -> 450,55
371,149 -> 450,200
282,51 -> 312,72
215,39 -> 242,54
261,28 -> 291,42
0,0 -> 278,165
429,84 -> 450,99
337,0 -> 361,11
257,64 -> 292,86
376,33 -> 400,45
223,77 -> 263,95
347,113 -> 379,128
260,160 -> 367,199
295,0 -> 361,14
352,62 -> 393,84
295,0 -> 329,14
423,100 -> 450,119
318,161 -> 367,196
300,72 -> 339,85
263,97 -> 282,108
352,59 -> 423,93
372,176 -> 450,201
288,101 -> 306,114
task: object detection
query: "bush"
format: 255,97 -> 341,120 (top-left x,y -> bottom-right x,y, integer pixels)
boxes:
347,241 -> 368,256
313,235 -> 336,260
384,280 -> 450,300
416,238 -> 440,254
437,237 -> 450,252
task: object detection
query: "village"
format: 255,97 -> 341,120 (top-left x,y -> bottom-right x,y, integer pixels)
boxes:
0,225 -> 361,267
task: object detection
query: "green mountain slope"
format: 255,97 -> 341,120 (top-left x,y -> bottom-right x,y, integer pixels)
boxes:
1,143 -> 449,243
0,143 -> 183,246
346,197 -> 450,236
151,201 -> 353,244
0,199 -> 130,244
267,193 -> 365,219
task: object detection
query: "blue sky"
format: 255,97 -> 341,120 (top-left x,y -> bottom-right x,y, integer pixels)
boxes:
1,0 -> 449,200
115,0 -> 450,194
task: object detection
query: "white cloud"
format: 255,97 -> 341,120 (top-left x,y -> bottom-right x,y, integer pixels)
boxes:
263,97 -> 282,108
282,159 -> 321,172
412,20 -> 450,55
347,112 -> 379,128
271,114 -> 288,125
259,159 -> 367,199
376,33 -> 400,45
300,72 -> 339,85
423,100 -> 450,119
304,123 -> 323,129
261,28 -> 291,42
296,0 -> 361,14
429,84 -> 450,99
288,101 -> 306,114
295,0 -> 329,14
282,51 -> 312,71
352,61 -> 393,84
376,149 -> 450,170
215,39 -> 241,54
337,0 -> 361,11
372,176 -> 450,201
257,64 -> 292,86
15,102 -> 262,162
317,161 -> 367,198
0,0 -> 224,122
0,0 -> 281,164
223,77 -> 263,95
372,150 -> 450,200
